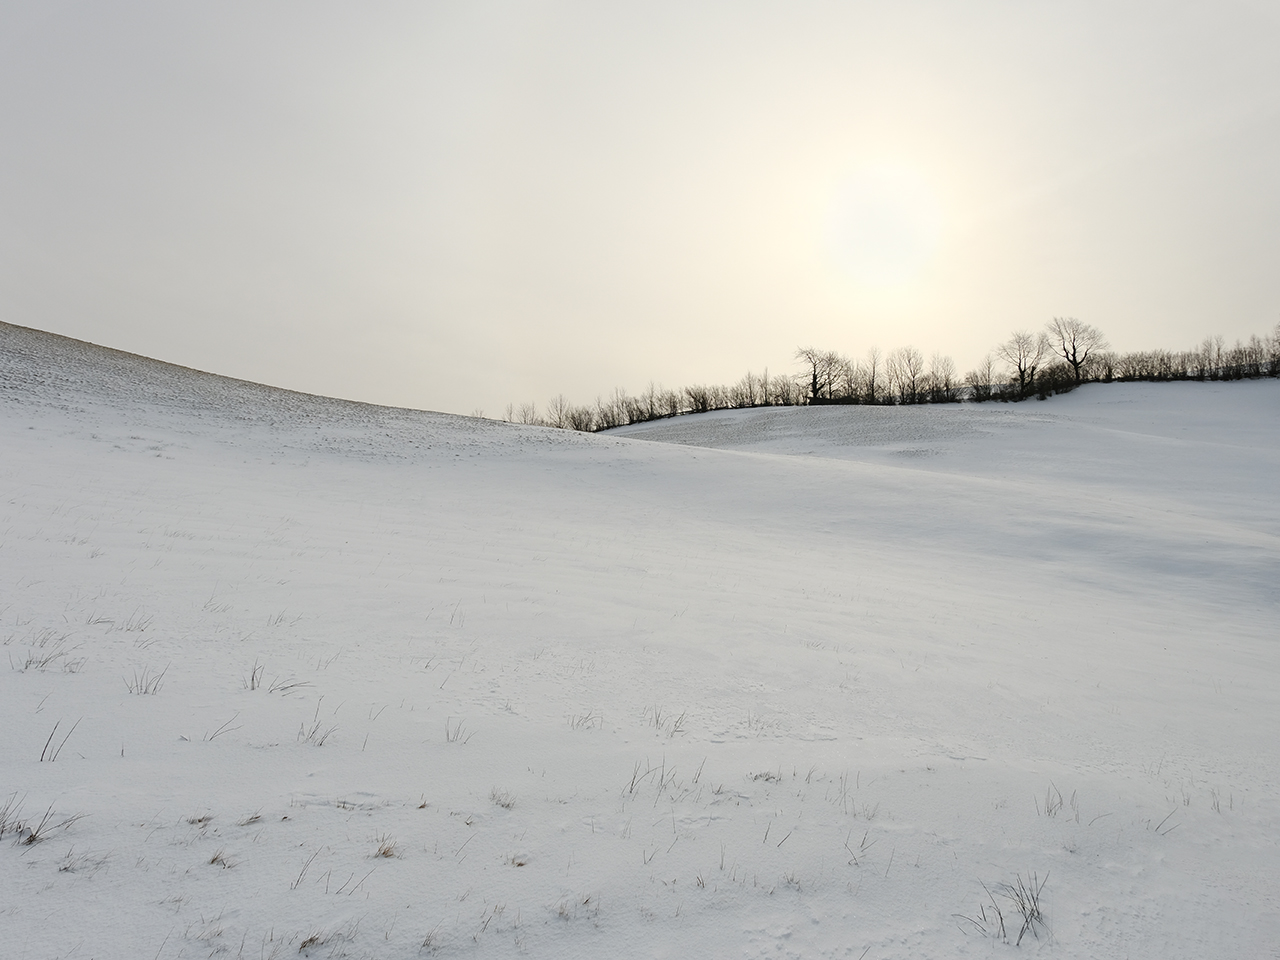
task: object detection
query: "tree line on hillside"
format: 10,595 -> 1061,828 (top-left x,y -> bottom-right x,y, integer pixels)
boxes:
504,319 -> 1280,431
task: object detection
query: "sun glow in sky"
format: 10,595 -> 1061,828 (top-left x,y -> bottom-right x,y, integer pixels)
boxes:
1,2 -> 1278,415
826,165 -> 943,293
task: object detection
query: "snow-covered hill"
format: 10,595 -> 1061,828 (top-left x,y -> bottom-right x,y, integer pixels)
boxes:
2,321 -> 1278,958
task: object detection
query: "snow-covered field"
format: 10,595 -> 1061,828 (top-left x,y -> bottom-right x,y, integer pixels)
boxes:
2,321 -> 1278,959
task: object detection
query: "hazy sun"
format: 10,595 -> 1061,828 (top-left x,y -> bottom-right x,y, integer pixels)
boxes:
826,164 -> 942,290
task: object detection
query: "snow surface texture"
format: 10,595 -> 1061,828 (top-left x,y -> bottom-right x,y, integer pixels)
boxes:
2,320 -> 1278,959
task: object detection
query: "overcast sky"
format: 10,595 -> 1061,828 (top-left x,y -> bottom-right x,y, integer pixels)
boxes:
3,1 -> 1279,416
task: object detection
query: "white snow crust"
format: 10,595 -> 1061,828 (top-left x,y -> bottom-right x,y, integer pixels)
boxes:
2,321 -> 1278,958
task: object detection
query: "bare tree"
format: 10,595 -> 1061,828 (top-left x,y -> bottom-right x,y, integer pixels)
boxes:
595,391 -> 624,430
1240,336 -> 1266,378
795,347 -> 844,400
838,358 -> 863,401
1047,317 -> 1108,383
1088,350 -> 1115,382
766,373 -> 803,406
903,347 -> 925,403
731,371 -> 762,407
928,353 -> 958,402
796,347 -> 827,400
684,384 -> 712,413
796,347 -> 823,400
510,320 -> 1280,425
1198,335 -> 1226,377
997,331 -> 1051,397
863,346 -> 882,403
965,354 -> 998,401
545,394 -> 572,429
565,403 -> 597,431
888,346 -> 925,403
885,351 -> 902,404
641,382 -> 660,420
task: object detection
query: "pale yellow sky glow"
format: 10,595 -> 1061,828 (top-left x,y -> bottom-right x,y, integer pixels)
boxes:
1,1 -> 1278,416
825,164 -> 943,293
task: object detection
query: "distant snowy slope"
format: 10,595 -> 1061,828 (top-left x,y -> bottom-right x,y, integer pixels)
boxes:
612,381 -> 1280,572
609,381 -> 1280,496
0,320 -> 567,458
2,323 -> 1278,959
